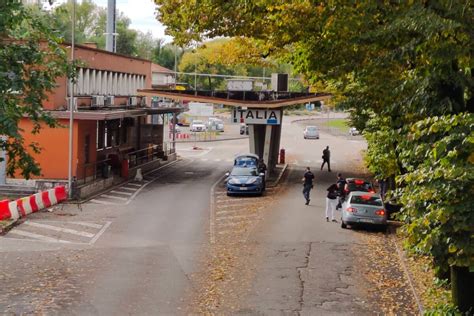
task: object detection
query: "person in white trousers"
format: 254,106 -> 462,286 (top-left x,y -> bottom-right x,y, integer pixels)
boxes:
326,183 -> 339,222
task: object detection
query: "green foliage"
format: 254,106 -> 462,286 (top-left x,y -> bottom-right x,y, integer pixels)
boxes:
155,0 -> 474,289
397,114 -> 474,275
0,1 -> 68,178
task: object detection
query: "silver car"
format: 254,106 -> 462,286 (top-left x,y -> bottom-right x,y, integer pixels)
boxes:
303,126 -> 319,139
341,191 -> 387,230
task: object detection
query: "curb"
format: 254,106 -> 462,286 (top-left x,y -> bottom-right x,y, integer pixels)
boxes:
267,163 -> 289,188
76,158 -> 183,205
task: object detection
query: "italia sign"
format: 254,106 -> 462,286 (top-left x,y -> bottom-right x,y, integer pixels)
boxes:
232,108 -> 281,125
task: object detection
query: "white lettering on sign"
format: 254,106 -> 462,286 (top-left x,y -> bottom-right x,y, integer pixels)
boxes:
232,109 -> 281,125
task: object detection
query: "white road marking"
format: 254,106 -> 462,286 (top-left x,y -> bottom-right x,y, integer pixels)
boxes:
8,230 -> 71,243
24,221 -> 95,238
90,199 -> 116,205
71,221 -> 103,229
216,214 -> 257,221
201,158 -> 209,161
214,159 -> 222,162
100,194 -> 128,201
110,190 -> 133,196
120,187 -> 137,192
88,221 -> 112,245
304,160 -> 311,163
225,159 -> 233,162
126,183 -> 142,187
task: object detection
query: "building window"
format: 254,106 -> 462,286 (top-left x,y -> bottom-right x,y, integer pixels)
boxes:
97,120 -> 105,150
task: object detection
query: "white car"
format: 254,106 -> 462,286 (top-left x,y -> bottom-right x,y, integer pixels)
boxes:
207,118 -> 224,132
190,120 -> 206,132
349,127 -> 359,136
303,126 -> 319,139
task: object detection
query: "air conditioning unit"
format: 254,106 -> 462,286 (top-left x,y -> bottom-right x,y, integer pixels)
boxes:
92,95 -> 105,107
140,97 -> 147,107
66,97 -> 78,111
104,95 -> 115,106
128,96 -> 137,107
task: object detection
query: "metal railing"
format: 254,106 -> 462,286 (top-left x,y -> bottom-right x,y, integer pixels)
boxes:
76,158 -> 111,185
128,145 -> 162,169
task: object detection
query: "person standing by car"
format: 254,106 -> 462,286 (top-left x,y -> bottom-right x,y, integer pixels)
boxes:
326,183 -> 339,222
336,173 -> 346,210
321,146 -> 331,172
258,158 -> 267,189
302,167 -> 315,205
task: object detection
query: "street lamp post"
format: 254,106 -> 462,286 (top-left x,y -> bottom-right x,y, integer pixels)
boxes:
67,0 -> 76,199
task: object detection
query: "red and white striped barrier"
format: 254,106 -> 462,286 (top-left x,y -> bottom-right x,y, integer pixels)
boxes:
170,133 -> 190,139
0,186 -> 67,221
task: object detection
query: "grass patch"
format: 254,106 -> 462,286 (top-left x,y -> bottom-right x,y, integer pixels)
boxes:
324,119 -> 349,132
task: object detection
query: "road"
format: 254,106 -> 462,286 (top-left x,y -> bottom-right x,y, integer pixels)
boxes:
0,115 -> 417,315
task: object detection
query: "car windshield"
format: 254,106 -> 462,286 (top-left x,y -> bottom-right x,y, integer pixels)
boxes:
350,195 -> 383,206
306,126 -> 317,131
231,168 -> 258,176
193,120 -> 203,124
235,157 -> 257,167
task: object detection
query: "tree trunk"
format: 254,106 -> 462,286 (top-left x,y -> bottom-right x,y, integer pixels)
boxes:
451,266 -> 474,313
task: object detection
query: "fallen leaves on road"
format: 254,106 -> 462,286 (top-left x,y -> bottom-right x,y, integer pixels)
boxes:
354,230 -> 419,315
189,184 -> 282,314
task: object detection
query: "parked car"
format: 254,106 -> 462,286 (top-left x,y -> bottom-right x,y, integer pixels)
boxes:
344,178 -> 375,195
240,123 -> 249,135
207,118 -> 225,132
341,192 -> 388,230
190,120 -> 206,132
303,125 -> 320,139
225,166 -> 265,196
349,127 -> 359,136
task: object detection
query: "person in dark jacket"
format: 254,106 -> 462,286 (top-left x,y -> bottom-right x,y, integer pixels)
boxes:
321,146 -> 331,172
302,167 -> 315,205
336,173 -> 346,210
326,183 -> 339,222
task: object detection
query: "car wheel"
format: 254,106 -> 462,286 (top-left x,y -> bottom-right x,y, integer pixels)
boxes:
341,221 -> 347,229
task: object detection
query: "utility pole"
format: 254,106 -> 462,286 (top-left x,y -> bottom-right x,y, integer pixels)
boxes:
0,136 -> 6,185
67,0 -> 76,198
105,0 -> 117,52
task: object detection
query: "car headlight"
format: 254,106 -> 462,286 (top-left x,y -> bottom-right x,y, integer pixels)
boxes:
228,178 -> 239,185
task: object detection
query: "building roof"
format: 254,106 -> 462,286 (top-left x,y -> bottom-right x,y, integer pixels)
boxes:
48,107 -> 181,120
152,63 -> 174,74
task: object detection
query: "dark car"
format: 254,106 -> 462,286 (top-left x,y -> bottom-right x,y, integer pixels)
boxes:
344,178 -> 375,195
226,166 -> 265,196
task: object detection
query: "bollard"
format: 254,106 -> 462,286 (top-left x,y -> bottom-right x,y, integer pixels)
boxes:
279,148 -> 286,164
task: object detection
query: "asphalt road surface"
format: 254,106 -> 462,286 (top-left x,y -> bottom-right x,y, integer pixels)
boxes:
0,115 -> 416,315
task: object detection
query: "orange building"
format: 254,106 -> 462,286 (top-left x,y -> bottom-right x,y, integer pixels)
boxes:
15,44 -> 180,197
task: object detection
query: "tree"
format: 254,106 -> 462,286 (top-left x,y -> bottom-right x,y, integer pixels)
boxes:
152,41 -> 182,70
0,1 -> 68,178
155,1 -> 474,311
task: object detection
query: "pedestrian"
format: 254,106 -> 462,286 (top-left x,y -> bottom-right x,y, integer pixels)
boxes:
321,146 -> 331,172
258,158 -> 267,189
336,173 -> 346,210
302,167 -> 315,205
326,183 -> 339,222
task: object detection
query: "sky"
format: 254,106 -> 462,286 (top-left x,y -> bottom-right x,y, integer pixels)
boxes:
49,0 -> 173,42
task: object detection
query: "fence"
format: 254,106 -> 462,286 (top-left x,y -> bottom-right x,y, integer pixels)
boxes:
76,158 -> 111,185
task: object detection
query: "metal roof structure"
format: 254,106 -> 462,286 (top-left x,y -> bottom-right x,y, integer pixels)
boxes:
138,89 -> 331,109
